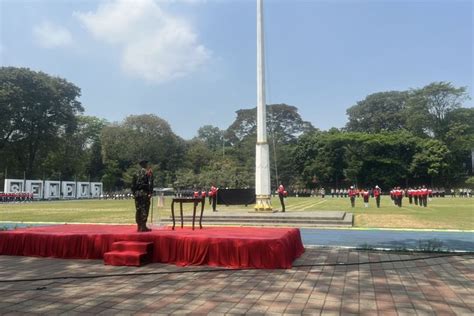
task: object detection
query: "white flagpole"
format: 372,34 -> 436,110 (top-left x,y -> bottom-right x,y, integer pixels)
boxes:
255,0 -> 272,211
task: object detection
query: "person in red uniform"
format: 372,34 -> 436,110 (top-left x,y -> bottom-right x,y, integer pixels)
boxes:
373,185 -> 381,208
421,185 -> 429,207
348,186 -> 357,208
362,189 -> 370,207
395,187 -> 403,207
277,184 -> 287,212
209,184 -> 218,212
407,188 -> 413,204
413,187 -> 419,205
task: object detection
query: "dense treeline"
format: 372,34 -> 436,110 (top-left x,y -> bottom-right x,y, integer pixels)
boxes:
0,67 -> 472,191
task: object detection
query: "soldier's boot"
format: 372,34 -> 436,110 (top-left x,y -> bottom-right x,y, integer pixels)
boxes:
138,226 -> 151,232
137,218 -> 147,232
140,221 -> 151,231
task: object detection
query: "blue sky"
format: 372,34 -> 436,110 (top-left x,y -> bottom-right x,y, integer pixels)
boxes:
1,0 -> 472,139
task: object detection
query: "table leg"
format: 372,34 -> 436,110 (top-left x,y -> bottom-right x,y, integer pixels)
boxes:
171,201 -> 175,230
180,202 -> 184,228
192,201 -> 197,230
199,198 -> 205,229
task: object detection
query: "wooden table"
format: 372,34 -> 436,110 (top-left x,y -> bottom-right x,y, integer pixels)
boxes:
171,197 -> 205,230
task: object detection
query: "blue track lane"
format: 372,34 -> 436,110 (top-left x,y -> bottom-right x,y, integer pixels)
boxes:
301,228 -> 474,251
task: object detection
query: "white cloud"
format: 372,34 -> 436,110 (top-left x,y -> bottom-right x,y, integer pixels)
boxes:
33,21 -> 73,48
75,0 -> 211,84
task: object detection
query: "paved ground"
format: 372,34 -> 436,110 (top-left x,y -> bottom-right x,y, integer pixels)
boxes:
0,249 -> 472,315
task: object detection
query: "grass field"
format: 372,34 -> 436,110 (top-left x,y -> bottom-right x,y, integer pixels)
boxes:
0,196 -> 473,230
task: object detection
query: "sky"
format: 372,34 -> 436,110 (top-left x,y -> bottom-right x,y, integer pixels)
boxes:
1,0 -> 472,139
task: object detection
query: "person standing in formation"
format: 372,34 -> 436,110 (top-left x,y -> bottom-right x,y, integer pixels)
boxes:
395,187 -> 403,207
209,184 -> 218,212
348,186 -> 357,208
414,187 -> 420,205
362,188 -> 370,207
277,184 -> 287,212
421,185 -> 429,207
373,185 -> 381,208
131,159 -> 154,232
407,188 -> 413,204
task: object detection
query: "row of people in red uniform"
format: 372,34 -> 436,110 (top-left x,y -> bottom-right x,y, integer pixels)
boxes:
347,186 -> 382,208
390,186 -> 431,207
0,192 -> 34,203
346,185 -> 432,208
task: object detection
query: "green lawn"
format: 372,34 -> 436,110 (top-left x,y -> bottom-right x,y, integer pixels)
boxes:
0,196 -> 473,230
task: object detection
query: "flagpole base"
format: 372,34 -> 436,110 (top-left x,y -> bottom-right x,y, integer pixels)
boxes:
254,195 -> 272,212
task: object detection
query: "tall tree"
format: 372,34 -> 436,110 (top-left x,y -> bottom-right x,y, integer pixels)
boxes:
439,107 -> 474,181
410,139 -> 450,184
183,139 -> 213,174
294,131 -> 421,189
226,104 -> 314,144
0,67 -> 83,177
346,91 -> 409,133
196,125 -> 224,151
405,82 -> 469,139
100,114 -> 185,189
174,158 -> 253,190
40,115 -> 107,180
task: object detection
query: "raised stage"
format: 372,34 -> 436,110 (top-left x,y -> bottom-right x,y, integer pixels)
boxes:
0,225 -> 305,269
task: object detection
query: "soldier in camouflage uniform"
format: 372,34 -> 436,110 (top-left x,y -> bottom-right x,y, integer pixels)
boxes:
132,159 -> 154,232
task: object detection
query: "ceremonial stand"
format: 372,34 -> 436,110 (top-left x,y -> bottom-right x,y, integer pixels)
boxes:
171,197 -> 205,230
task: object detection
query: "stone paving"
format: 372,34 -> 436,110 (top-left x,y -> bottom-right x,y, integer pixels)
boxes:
0,248 -> 472,315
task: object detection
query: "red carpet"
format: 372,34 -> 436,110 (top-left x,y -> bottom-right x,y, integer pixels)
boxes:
0,225 -> 305,269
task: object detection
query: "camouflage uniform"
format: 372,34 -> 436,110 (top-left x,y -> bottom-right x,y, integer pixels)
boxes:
132,167 -> 154,231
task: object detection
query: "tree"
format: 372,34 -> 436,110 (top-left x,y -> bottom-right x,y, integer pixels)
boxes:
76,116 -> 107,180
0,67 -> 84,177
410,139 -> 450,184
100,114 -> 185,189
226,104 -> 314,144
444,108 -> 474,150
346,91 -> 409,133
221,104 -> 315,188
293,130 -> 421,189
174,158 -> 253,190
293,131 -> 347,187
442,108 -> 474,180
405,82 -> 469,139
347,132 -> 419,188
122,114 -> 185,174
102,160 -> 124,192
40,115 -> 107,180
196,125 -> 224,151
182,139 -> 213,174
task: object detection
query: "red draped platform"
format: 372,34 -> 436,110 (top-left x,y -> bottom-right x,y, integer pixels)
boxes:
0,225 -> 305,269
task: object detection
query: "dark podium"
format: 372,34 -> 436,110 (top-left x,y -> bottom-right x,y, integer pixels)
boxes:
171,197 -> 205,230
